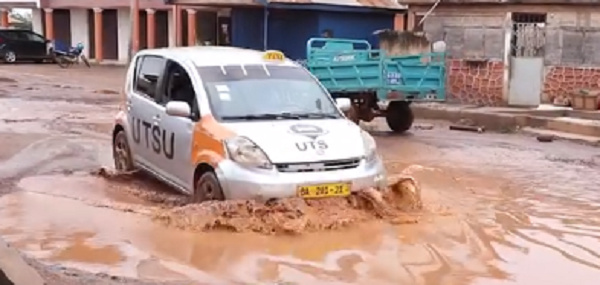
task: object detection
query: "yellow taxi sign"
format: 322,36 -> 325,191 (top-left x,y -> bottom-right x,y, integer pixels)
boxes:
263,50 -> 285,61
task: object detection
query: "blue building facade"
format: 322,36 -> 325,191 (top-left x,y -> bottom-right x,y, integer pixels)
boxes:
230,4 -> 398,60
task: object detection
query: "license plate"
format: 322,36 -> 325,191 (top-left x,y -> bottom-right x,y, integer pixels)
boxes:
297,183 -> 350,198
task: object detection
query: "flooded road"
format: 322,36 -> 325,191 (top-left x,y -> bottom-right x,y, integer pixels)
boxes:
1,65 -> 600,285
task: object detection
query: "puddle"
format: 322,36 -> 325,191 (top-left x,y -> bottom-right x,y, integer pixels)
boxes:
1,161 -> 599,284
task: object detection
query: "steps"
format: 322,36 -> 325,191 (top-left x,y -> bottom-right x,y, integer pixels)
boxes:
520,127 -> 600,146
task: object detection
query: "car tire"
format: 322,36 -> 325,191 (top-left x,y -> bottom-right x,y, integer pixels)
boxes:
3,51 -> 16,63
192,171 -> 225,203
113,130 -> 135,172
385,101 -> 414,133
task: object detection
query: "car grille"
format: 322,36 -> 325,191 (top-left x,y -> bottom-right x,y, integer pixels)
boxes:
275,158 -> 361,173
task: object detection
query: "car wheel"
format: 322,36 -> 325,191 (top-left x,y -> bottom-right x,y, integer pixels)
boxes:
193,171 -> 225,203
113,131 -> 135,172
3,51 -> 16,63
385,101 -> 414,133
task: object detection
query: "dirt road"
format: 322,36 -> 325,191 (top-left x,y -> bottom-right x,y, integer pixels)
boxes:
0,64 -> 599,285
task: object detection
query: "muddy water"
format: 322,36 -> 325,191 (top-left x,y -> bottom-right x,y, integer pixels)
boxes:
2,66 -> 600,284
1,158 -> 598,284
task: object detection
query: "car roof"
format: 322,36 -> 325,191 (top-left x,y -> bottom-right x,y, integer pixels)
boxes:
0,28 -> 30,32
136,46 -> 299,68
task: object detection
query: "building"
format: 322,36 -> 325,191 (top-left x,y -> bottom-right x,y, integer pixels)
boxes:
0,0 -> 406,64
404,0 -> 600,106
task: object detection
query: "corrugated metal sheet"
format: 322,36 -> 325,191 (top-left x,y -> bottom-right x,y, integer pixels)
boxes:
168,0 -> 406,10
273,0 -> 405,9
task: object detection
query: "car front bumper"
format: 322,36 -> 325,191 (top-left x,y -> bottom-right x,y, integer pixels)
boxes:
215,157 -> 387,201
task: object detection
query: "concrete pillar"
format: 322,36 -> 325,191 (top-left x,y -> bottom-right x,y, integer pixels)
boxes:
131,0 -> 140,54
44,8 -> 54,40
70,9 -> 89,58
0,8 -> 9,28
406,12 -> 415,31
117,8 -> 132,62
186,9 -> 196,46
32,8 -> 43,35
168,9 -> 175,47
93,8 -> 103,62
394,14 -> 405,31
173,5 -> 182,46
146,9 -> 156,49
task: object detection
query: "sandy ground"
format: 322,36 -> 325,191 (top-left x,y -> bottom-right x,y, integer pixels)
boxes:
0,63 -> 599,285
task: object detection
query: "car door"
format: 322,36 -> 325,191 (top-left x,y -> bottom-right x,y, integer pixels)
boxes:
128,55 -> 167,170
23,31 -> 49,59
151,60 -> 197,191
1,31 -> 28,59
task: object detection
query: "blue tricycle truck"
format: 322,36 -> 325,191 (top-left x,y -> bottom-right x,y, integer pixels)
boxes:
304,31 -> 446,133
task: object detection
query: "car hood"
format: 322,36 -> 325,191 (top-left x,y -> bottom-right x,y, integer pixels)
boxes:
222,119 -> 365,163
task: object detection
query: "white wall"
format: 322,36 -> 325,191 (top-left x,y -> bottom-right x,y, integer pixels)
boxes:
168,9 -> 175,47
117,8 -> 131,62
31,8 -> 43,35
70,9 -> 89,58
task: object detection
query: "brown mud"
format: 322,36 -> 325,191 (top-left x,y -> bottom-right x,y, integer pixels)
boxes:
94,167 -> 423,235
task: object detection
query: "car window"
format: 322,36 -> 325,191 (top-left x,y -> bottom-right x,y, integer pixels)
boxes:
134,55 -> 166,99
12,31 -> 31,41
23,32 -> 46,43
197,65 -> 341,120
159,61 -> 199,119
0,31 -> 20,40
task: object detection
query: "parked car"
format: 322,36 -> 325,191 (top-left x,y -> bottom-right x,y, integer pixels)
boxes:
0,28 -> 52,63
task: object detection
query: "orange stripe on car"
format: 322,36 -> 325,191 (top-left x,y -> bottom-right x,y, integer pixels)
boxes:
191,115 -> 236,167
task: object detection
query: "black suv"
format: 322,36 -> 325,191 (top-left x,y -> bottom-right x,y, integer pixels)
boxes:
0,28 -> 51,63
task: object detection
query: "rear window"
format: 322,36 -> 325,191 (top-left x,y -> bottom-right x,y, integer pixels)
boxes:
0,31 -> 29,41
0,31 -> 18,40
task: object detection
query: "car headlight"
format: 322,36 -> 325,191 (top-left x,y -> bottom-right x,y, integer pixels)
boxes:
224,136 -> 272,169
361,130 -> 378,163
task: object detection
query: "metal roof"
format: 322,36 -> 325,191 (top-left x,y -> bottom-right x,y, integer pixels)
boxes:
166,0 -> 406,10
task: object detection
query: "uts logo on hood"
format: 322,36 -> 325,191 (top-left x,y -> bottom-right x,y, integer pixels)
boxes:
289,124 -> 329,140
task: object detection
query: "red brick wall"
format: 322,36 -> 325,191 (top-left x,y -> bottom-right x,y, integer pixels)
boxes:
542,66 -> 600,103
446,59 -> 504,106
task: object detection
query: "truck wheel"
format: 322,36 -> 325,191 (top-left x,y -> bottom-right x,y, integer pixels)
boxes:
345,105 -> 359,125
113,131 -> 135,171
193,171 -> 225,203
386,101 -> 414,133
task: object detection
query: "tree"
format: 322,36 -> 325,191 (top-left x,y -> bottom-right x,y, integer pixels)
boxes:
8,10 -> 32,30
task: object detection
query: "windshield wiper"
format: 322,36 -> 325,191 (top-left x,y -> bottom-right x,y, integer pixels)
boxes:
288,112 -> 339,119
221,113 -> 302,121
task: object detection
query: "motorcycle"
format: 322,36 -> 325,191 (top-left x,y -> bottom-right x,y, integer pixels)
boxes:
52,41 -> 91,68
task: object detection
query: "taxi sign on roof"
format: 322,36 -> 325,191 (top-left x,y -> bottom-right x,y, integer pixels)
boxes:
263,50 -> 285,61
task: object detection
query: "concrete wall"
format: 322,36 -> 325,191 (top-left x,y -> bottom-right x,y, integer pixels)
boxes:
417,8 -> 600,106
422,13 -> 505,59
542,12 -> 600,103
545,12 -> 600,66
419,12 -> 506,105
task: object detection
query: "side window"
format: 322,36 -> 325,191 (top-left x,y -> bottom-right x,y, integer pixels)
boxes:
0,31 -> 19,40
13,31 -> 30,41
134,55 -> 166,99
161,62 -> 199,119
24,32 -> 46,43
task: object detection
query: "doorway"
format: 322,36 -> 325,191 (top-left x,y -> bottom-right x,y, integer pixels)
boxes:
508,13 -> 546,106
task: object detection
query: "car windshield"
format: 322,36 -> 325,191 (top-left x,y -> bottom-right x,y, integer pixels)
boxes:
197,65 -> 342,121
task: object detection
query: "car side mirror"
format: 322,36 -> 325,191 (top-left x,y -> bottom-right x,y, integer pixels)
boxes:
165,101 -> 191,118
335,98 -> 351,112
